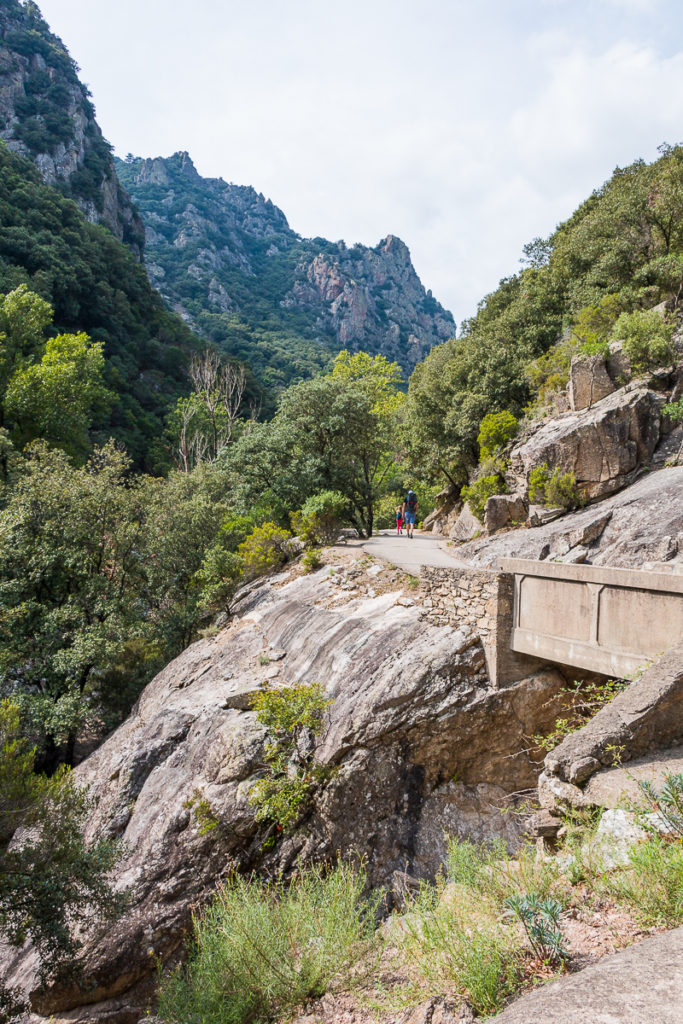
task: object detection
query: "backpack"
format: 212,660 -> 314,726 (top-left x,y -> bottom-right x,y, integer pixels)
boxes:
406,491 -> 417,513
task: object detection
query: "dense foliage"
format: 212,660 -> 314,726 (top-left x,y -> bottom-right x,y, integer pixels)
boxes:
0,699 -> 123,1010
405,143 -> 683,484
224,351 -> 405,537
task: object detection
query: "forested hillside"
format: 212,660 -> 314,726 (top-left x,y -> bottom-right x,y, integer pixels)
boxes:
405,143 -> 683,485
0,143 -> 202,466
0,0 -> 144,253
116,152 -> 456,389
1,0 -> 683,1003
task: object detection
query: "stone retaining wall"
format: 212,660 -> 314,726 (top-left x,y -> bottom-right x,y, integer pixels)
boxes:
420,566 -> 540,688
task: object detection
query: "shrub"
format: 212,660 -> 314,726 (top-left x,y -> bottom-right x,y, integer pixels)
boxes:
397,874 -> 521,1016
571,293 -> 624,357
301,548 -> 323,572
663,398 -> 683,424
237,522 -> 292,578
477,411 -> 518,461
461,474 -> 506,521
599,837 -> 683,926
290,490 -> 347,547
157,862 -> 378,1024
611,309 -> 675,372
528,463 -> 581,510
528,464 -> 550,504
532,678 -> 629,753
249,683 -> 332,832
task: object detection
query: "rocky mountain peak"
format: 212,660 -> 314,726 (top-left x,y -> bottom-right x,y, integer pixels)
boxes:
378,233 -> 410,260
116,153 -> 456,384
0,0 -> 144,256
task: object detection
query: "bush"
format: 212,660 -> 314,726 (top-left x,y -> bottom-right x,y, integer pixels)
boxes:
528,463 -> 581,510
157,862 -> 378,1024
611,309 -> 675,372
663,399 -> 683,424
599,837 -> 683,926
249,682 -> 331,832
571,293 -> 624,356
290,490 -> 347,547
237,522 -> 292,579
477,411 -> 518,461
301,548 -> 323,573
461,474 -> 506,521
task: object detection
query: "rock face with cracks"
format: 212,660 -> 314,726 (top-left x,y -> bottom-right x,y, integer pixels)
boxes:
5,567 -> 568,1020
511,384 -> 663,500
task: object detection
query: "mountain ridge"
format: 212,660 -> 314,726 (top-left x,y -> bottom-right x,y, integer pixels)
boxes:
116,151 -> 456,388
0,0 -> 144,256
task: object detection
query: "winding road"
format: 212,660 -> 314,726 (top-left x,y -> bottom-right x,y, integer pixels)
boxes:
362,529 -> 466,575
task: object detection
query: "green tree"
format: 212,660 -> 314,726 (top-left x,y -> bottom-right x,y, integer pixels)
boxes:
5,331 -> 110,458
0,699 -> 123,1007
0,286 -> 112,463
227,352 -> 402,537
142,464 -> 237,657
0,442 -> 148,764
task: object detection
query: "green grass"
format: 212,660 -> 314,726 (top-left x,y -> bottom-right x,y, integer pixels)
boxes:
597,837 -> 683,927
157,862 -> 378,1024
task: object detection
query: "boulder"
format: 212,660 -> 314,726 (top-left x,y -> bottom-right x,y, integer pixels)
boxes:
511,385 -> 664,500
4,569 -> 569,1019
568,354 -> 616,411
449,503 -> 483,542
455,467 -> 683,570
490,927 -> 683,1024
484,493 -> 528,534
606,340 -> 632,384
422,484 -> 459,534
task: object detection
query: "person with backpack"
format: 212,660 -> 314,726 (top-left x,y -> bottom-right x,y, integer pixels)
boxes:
395,505 -> 404,535
402,489 -> 418,538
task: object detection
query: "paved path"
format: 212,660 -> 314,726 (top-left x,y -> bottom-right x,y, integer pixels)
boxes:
362,530 -> 466,575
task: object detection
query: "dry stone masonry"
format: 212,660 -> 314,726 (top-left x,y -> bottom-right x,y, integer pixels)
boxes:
419,566 -> 539,687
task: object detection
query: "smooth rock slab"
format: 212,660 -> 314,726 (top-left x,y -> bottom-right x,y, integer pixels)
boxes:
491,927 -> 683,1023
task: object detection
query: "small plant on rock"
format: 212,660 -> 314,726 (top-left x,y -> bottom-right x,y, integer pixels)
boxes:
477,411 -> 518,461
528,463 -> 581,510
249,682 -> 333,833
638,771 -> 683,839
301,548 -> 323,573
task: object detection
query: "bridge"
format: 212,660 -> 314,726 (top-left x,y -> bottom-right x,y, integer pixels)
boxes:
500,558 -> 683,679
420,559 -> 683,685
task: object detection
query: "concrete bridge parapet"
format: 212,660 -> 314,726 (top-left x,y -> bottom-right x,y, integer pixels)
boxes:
500,558 -> 683,679
420,559 -> 683,686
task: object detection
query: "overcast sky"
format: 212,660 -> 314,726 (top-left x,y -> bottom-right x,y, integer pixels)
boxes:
35,0 -> 683,327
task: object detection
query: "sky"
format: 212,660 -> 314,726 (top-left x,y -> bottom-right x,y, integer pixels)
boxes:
34,0 -> 683,327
